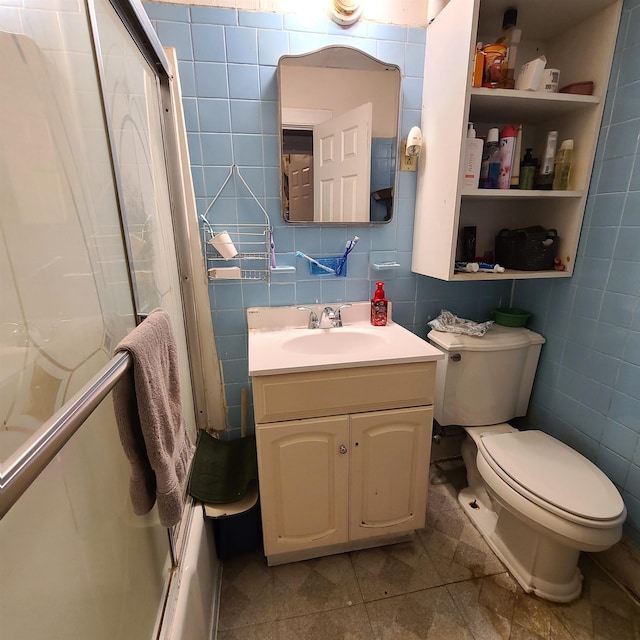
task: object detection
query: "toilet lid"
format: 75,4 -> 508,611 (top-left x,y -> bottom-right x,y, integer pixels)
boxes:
479,431 -> 625,521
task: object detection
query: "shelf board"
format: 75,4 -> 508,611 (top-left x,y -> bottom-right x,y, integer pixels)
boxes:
470,88 -> 599,124
451,268 -> 571,281
461,189 -> 584,199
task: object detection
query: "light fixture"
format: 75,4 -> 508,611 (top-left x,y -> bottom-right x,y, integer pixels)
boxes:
405,126 -> 423,157
329,0 -> 363,26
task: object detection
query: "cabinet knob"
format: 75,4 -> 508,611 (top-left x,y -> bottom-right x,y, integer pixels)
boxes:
339,444 -> 348,454
450,353 -> 462,362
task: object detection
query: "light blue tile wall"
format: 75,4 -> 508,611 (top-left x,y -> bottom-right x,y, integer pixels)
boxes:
145,1 -> 512,435
513,0 -> 640,546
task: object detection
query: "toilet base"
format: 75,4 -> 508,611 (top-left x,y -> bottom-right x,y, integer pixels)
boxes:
459,487 -> 583,602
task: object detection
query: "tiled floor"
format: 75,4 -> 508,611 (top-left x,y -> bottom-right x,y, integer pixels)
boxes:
217,463 -> 640,639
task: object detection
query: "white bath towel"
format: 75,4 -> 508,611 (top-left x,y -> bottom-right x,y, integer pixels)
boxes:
112,309 -> 195,527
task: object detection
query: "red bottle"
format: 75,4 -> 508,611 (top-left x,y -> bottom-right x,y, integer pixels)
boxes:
370,281 -> 388,326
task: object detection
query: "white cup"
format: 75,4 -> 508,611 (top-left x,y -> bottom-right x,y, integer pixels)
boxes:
539,69 -> 560,92
208,230 -> 238,259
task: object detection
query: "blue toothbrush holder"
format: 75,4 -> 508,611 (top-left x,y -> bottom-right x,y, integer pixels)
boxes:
308,256 -> 347,277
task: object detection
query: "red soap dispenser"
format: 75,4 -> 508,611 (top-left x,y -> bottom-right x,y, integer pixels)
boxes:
370,281 -> 388,326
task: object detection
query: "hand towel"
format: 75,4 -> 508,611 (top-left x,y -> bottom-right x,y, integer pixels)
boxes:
112,309 -> 195,527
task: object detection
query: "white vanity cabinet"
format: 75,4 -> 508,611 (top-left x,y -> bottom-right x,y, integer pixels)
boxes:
252,362 -> 435,565
412,0 -> 622,281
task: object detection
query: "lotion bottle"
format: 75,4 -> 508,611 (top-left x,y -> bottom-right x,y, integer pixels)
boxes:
463,123 -> 484,189
370,281 -> 388,326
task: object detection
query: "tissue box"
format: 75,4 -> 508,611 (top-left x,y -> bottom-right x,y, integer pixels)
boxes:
515,55 -> 546,91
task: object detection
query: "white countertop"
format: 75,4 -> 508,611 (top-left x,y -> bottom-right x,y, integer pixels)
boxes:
247,302 -> 443,376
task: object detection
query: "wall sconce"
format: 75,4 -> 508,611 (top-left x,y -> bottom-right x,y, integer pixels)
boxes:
406,126 -> 423,157
329,0 -> 364,26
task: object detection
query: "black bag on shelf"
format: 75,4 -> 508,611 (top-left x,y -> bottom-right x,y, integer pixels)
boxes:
495,226 -> 559,271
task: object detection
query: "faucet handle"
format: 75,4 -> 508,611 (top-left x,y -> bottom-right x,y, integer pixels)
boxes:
334,304 -> 352,327
297,306 -> 319,329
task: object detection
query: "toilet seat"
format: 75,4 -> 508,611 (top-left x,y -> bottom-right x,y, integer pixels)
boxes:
477,431 -> 625,526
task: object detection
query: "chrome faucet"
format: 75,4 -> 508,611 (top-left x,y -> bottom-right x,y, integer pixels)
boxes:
321,304 -> 352,328
297,306 -> 319,329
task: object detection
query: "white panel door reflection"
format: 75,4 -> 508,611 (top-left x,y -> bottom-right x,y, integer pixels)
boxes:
314,102 -> 372,223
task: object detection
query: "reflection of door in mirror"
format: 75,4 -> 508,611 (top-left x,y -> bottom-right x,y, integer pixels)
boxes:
314,102 -> 372,223
278,47 -> 401,225
288,155 -> 313,221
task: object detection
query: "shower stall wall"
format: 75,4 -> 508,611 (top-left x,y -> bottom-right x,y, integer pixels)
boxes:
0,1 -> 220,638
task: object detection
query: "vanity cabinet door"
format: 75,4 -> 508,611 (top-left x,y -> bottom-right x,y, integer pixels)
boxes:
349,407 -> 432,541
256,416 -> 349,556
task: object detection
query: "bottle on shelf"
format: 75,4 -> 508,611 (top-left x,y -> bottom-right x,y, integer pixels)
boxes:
519,148 -> 537,190
498,124 -> 518,189
482,44 -> 507,88
479,128 -> 501,189
510,124 -> 523,188
463,123 -> 484,189
536,130 -> 558,190
370,281 -> 388,326
496,8 -> 521,89
552,139 -> 574,190
472,42 -> 484,87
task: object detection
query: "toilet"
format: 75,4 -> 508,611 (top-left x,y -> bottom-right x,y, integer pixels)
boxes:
428,325 -> 626,603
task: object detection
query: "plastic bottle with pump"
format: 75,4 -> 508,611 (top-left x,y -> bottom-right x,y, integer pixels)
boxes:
552,139 -> 574,190
370,281 -> 388,326
479,128 -> 500,189
463,123 -> 484,189
519,148 -> 537,190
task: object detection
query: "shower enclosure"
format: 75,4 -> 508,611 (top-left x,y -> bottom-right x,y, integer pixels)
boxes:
0,1 -> 219,637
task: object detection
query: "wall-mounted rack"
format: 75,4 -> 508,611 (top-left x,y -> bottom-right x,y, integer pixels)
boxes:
202,223 -> 271,281
201,164 -> 273,282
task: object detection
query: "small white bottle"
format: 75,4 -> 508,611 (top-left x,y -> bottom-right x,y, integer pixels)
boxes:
462,123 -> 484,189
537,130 -> 558,190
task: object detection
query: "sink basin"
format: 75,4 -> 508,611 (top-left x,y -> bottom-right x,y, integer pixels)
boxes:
282,328 -> 387,355
247,302 -> 443,375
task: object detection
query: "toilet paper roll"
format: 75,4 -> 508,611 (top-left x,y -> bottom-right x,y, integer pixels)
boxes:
208,230 -> 238,259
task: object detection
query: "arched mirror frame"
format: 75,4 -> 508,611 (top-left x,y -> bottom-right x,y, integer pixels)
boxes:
277,46 -> 402,225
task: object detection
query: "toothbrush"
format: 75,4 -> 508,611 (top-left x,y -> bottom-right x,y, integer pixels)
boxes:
295,250 -> 336,274
270,229 -> 277,268
336,236 -> 359,275
477,262 -> 505,273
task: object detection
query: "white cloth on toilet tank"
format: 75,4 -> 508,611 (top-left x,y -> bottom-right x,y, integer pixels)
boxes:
428,310 -> 494,336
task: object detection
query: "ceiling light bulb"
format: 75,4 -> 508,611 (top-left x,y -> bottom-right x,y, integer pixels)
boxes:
329,0 -> 363,25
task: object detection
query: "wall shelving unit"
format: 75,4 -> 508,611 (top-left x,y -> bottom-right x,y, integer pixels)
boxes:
411,0 -> 622,281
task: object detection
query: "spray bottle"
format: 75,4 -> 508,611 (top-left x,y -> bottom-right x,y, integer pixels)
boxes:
498,124 -> 518,189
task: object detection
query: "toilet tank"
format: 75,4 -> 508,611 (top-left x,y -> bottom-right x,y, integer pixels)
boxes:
427,326 -> 545,426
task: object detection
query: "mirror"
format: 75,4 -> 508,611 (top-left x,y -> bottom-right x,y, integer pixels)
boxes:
278,46 -> 401,224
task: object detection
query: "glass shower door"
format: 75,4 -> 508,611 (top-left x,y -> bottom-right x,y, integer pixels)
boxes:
0,1 -> 187,638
